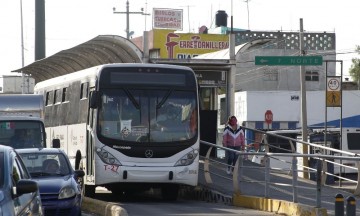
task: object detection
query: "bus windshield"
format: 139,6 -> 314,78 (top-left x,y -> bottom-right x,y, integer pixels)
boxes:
98,89 -> 197,143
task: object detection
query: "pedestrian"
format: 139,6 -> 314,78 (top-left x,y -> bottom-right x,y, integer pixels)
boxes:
222,116 -> 245,175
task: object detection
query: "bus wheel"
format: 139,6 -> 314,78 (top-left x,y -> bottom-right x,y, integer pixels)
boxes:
84,185 -> 96,198
161,184 -> 179,201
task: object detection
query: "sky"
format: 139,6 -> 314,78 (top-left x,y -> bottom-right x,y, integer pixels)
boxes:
1,0 -> 360,80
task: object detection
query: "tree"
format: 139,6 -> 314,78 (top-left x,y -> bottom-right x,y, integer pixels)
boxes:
349,45 -> 360,83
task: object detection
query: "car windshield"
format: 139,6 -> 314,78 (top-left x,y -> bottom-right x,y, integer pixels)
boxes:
19,152 -> 71,177
0,152 -> 3,187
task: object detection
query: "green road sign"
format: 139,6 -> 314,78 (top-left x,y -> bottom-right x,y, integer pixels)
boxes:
255,56 -> 323,66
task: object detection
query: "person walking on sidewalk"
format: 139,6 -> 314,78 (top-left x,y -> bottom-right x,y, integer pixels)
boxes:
222,116 -> 245,175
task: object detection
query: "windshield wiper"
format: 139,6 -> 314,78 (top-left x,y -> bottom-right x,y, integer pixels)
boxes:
124,89 -> 140,109
156,89 -> 173,109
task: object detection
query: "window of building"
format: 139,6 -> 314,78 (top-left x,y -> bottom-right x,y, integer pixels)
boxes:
263,70 -> 278,81
305,71 -> 319,81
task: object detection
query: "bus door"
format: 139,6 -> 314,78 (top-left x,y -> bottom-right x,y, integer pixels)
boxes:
86,90 -> 95,177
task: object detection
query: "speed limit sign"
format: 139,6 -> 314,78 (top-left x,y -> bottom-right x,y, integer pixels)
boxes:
327,77 -> 341,91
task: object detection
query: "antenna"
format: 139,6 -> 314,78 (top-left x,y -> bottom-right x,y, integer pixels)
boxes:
244,0 -> 251,29
180,5 -> 195,33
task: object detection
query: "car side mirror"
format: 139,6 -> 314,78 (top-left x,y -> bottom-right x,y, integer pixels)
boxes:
52,139 -> 60,148
15,179 -> 38,196
74,170 -> 85,178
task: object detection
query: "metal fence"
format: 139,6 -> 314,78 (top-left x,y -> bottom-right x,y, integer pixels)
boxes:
199,126 -> 360,209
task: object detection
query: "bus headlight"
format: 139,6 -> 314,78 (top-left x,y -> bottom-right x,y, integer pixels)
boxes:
96,148 -> 122,165
175,149 -> 198,166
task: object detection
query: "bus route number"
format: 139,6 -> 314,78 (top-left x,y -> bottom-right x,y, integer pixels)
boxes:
104,164 -> 119,172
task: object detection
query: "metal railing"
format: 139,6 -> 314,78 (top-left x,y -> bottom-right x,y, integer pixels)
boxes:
199,126 -> 360,208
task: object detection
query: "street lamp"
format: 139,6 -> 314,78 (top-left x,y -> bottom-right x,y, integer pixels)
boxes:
113,0 -> 150,39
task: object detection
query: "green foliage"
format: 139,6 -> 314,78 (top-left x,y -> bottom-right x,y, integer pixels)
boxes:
349,45 -> 360,82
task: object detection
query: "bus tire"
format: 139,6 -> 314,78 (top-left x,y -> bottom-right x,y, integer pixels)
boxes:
161,184 -> 179,201
75,151 -> 82,170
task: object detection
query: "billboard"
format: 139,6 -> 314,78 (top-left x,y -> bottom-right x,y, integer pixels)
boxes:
153,29 -> 229,59
153,8 -> 183,30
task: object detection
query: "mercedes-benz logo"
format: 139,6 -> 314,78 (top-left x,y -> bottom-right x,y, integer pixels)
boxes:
145,149 -> 153,158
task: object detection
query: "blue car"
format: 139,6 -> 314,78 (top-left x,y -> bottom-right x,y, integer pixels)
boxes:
17,148 -> 85,216
0,145 -> 43,216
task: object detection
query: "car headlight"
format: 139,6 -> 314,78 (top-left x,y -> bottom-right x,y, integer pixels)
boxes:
175,149 -> 199,166
58,186 -> 76,199
96,147 -> 121,165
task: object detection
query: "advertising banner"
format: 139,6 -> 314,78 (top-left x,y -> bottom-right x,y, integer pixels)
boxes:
153,29 -> 229,59
153,8 -> 183,30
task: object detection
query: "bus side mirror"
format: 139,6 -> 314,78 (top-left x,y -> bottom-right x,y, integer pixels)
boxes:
52,139 -> 60,148
90,91 -> 99,109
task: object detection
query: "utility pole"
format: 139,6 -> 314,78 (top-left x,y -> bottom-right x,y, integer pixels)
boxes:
299,18 -> 309,179
227,0 -> 235,119
113,0 -> 150,39
20,0 -> 25,94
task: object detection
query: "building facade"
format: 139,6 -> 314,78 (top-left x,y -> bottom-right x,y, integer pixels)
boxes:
0,75 -> 34,94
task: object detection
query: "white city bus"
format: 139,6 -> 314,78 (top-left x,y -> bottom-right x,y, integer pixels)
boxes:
34,63 -> 200,200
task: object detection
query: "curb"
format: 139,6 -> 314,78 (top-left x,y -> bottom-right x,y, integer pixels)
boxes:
184,184 -> 328,216
233,194 -> 328,216
82,197 -> 128,216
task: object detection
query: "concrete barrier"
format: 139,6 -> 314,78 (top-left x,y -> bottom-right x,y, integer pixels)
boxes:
82,196 -> 128,216
233,194 -> 328,216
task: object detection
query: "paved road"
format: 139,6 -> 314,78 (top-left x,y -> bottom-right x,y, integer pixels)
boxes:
81,158 -> 360,216
84,187 -> 280,216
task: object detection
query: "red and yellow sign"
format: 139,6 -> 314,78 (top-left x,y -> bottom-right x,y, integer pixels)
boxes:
153,29 -> 229,59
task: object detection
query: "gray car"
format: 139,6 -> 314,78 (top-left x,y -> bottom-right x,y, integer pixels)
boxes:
0,145 -> 43,216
